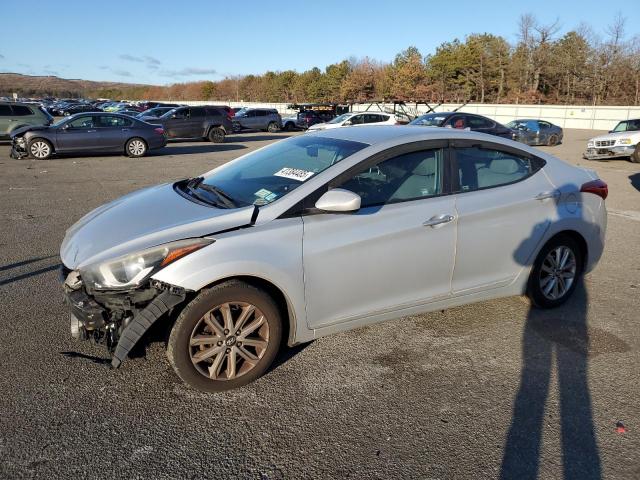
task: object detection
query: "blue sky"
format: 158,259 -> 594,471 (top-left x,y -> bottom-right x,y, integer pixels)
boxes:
1,0 -> 638,85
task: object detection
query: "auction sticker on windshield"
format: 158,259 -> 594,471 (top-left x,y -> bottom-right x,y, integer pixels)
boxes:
274,167 -> 315,182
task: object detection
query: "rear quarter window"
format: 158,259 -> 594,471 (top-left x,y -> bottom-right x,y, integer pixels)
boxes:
11,105 -> 33,116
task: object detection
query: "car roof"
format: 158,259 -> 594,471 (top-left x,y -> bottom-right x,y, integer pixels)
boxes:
306,125 -> 509,146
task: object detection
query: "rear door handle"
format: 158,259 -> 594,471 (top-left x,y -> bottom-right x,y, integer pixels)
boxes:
423,214 -> 455,227
87,129 -> 97,133
121,128 -> 129,132
534,190 -> 560,201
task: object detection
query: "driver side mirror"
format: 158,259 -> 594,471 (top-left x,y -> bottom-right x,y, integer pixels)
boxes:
315,189 -> 361,213
343,120 -> 352,126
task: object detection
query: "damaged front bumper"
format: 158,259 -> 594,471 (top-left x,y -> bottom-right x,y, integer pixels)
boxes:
10,136 -> 28,159
583,145 -> 635,160
60,266 -> 187,368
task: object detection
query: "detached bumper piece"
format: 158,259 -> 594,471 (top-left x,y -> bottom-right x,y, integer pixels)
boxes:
583,145 -> 634,160
111,290 -> 185,368
10,138 -> 28,159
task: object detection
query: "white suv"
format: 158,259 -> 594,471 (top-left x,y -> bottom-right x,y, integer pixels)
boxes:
584,119 -> 640,162
308,112 -> 398,131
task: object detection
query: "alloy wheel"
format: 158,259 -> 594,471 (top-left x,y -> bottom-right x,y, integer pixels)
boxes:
189,302 -> 269,381
128,139 -> 146,156
30,141 -> 51,159
539,246 -> 576,300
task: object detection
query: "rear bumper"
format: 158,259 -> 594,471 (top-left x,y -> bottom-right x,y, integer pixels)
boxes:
583,145 -> 634,160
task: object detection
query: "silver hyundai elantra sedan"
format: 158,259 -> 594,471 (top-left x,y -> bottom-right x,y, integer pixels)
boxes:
59,126 -> 608,392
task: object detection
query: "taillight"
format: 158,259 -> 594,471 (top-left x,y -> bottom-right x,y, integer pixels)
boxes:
154,127 -> 165,135
580,179 -> 608,200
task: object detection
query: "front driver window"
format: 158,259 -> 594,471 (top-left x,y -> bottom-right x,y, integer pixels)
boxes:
349,115 -> 364,125
67,116 -> 94,129
339,149 -> 443,208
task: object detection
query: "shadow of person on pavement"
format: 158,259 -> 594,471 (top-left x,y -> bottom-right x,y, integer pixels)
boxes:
500,183 -> 603,480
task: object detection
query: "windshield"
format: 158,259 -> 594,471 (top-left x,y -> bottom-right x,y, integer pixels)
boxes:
189,136 -> 368,207
612,120 -> 640,132
506,120 -> 538,131
328,113 -> 352,124
409,114 -> 447,126
160,108 -> 178,118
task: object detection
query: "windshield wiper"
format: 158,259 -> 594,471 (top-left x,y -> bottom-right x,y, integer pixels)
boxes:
197,184 -> 237,209
186,177 -> 237,209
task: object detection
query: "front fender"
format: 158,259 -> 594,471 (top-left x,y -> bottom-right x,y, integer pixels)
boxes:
150,217 -> 311,344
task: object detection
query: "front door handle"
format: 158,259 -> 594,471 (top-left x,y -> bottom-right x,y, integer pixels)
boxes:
87,129 -> 97,133
121,128 -> 129,132
423,214 -> 455,227
534,190 -> 560,201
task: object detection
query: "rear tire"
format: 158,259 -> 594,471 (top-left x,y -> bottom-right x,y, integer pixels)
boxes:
267,121 -> 279,133
631,144 -> 640,163
208,127 -> 225,143
547,134 -> 559,146
284,122 -> 294,131
167,280 -> 282,392
527,234 -> 583,309
125,137 -> 147,158
28,138 -> 53,159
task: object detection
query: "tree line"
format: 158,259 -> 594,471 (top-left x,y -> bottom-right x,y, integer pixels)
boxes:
88,14 -> 640,106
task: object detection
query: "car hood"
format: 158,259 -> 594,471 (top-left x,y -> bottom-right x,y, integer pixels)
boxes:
10,124 -> 53,138
308,122 -> 338,130
60,182 -> 256,270
589,131 -> 639,142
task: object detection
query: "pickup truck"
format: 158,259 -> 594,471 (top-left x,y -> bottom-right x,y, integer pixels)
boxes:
583,118 -> 640,162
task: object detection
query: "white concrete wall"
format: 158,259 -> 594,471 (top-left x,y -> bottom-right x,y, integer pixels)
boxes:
156,100 -> 640,130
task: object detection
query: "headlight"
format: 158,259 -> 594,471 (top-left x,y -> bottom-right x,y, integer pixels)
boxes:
617,138 -> 632,145
587,141 -> 594,147
80,238 -> 212,291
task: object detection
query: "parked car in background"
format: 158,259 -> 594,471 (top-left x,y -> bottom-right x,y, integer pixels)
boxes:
307,112 -> 398,131
57,126 -> 607,392
10,113 -> 166,159
583,118 -> 640,162
232,108 -> 282,132
151,106 -> 232,142
507,119 -> 563,146
0,102 -> 54,139
137,107 -> 176,120
103,102 -> 134,112
136,102 -> 180,111
118,110 -> 143,117
61,103 -> 98,116
282,110 -> 329,131
409,112 -> 513,139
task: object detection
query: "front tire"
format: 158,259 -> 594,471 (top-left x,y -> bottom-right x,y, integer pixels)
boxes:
125,137 -> 147,158
527,234 -> 582,309
267,121 -> 279,133
208,127 -> 225,143
28,138 -> 53,159
167,281 -> 282,392
631,144 -> 640,163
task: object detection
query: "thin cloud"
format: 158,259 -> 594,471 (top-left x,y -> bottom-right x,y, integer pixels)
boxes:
0,53 -> 4,59
147,64 -> 159,70
144,56 -> 161,65
119,54 -> 143,63
160,67 -> 217,77
120,54 -> 161,68
98,65 -> 109,70
113,69 -> 133,77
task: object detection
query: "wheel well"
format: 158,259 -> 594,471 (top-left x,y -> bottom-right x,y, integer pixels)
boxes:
204,276 -> 293,347
549,230 -> 588,271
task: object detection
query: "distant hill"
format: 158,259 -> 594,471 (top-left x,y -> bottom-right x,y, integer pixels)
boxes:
0,73 -> 155,99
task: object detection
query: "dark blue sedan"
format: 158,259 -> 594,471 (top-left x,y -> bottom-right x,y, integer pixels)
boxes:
10,113 -> 167,159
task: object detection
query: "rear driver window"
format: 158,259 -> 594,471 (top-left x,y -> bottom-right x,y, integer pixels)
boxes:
455,147 -> 536,192
0,105 -> 12,116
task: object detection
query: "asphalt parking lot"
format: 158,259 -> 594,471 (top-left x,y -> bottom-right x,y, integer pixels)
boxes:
0,129 -> 638,479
